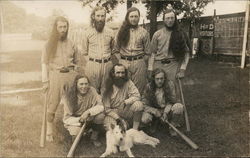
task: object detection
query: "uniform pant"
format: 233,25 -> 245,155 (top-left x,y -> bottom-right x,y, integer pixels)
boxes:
119,58 -> 147,94
97,101 -> 144,130
64,114 -> 104,136
141,103 -> 184,126
47,70 -> 78,120
85,60 -> 113,94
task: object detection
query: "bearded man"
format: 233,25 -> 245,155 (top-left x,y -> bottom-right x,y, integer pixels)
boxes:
102,64 -> 144,130
81,6 -> 115,95
41,16 -> 79,142
114,7 -> 150,94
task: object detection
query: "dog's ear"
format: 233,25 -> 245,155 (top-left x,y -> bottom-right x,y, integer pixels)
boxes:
110,123 -> 115,130
116,118 -> 128,133
116,118 -> 121,125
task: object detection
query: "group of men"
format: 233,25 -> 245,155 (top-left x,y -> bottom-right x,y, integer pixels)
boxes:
41,6 -> 190,146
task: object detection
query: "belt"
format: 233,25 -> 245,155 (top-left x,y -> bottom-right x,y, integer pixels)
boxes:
59,66 -> 74,73
89,57 -> 111,63
159,58 -> 176,64
50,66 -> 74,73
121,55 -> 144,61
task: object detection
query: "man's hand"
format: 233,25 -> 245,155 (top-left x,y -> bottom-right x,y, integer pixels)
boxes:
154,109 -> 161,118
42,81 -> 49,93
79,111 -> 90,123
164,104 -> 172,114
162,112 -> 168,121
176,69 -> 185,79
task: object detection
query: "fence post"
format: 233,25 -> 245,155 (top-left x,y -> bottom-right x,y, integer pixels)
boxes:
241,1 -> 249,68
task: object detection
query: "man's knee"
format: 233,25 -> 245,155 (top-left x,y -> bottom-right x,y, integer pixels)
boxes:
172,103 -> 184,115
93,113 -> 105,124
141,112 -> 153,124
130,101 -> 144,112
66,126 -> 81,136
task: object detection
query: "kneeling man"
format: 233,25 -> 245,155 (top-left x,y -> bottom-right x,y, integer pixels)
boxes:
141,68 -> 184,136
63,75 -> 104,146
102,64 -> 144,130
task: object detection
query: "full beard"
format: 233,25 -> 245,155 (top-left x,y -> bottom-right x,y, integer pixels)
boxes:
113,77 -> 127,88
59,32 -> 67,41
94,21 -> 105,32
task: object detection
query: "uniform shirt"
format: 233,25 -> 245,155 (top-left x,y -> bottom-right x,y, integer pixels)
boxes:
114,26 -> 150,57
81,26 -> 115,59
41,39 -> 78,70
149,27 -> 189,70
155,88 -> 166,108
41,39 -> 79,82
63,87 -> 104,125
106,80 -> 140,109
142,82 -> 176,113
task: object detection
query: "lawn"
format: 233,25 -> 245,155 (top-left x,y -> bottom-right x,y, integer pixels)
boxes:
0,50 -> 249,157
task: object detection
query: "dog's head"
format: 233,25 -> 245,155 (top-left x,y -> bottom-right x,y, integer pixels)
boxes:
109,118 -> 128,145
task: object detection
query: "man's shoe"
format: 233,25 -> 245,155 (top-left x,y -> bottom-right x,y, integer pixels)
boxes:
46,134 -> 54,142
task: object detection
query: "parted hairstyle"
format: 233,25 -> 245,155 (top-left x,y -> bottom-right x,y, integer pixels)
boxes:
65,74 -> 90,113
102,64 -> 128,103
116,7 -> 140,48
163,10 -> 187,60
44,16 -> 69,63
144,68 -> 175,108
90,6 -> 106,27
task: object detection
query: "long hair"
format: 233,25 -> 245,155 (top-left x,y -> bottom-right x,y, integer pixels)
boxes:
102,64 -> 128,104
66,74 -> 90,113
163,10 -> 186,61
44,16 -> 69,63
116,7 -> 140,47
146,68 -> 174,108
90,6 -> 106,27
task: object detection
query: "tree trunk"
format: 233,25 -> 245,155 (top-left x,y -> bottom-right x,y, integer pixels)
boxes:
127,0 -> 133,9
149,0 -> 157,39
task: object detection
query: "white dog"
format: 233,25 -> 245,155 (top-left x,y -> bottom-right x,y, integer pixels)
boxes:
100,119 -> 160,157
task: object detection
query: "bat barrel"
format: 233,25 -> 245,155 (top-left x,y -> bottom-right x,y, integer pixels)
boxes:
40,91 -> 48,148
166,120 -> 198,150
178,78 -> 191,132
67,121 -> 88,157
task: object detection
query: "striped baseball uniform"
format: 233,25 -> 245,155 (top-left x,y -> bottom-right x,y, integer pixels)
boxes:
114,26 -> 150,94
81,26 -> 115,94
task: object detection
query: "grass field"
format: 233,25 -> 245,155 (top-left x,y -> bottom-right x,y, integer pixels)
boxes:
0,50 -> 249,157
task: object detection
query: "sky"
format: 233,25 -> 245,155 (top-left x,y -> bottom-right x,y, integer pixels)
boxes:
11,0 -> 247,24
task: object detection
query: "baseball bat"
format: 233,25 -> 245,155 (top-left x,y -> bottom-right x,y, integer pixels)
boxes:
165,119 -> 198,150
67,119 -> 88,157
178,78 -> 191,132
40,91 -> 48,147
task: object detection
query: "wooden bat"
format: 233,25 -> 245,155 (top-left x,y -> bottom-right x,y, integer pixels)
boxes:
40,91 -> 48,147
178,78 -> 191,132
164,119 -> 198,150
67,119 -> 89,157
